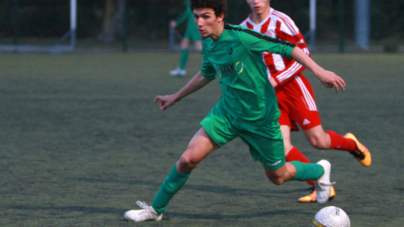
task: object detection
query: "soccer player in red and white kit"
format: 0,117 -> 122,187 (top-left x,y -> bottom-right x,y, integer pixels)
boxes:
240,0 -> 371,202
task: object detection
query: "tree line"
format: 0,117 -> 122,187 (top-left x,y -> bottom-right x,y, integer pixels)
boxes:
0,0 -> 402,43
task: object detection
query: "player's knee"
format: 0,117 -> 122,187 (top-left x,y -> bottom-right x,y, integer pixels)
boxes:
178,154 -> 199,172
180,40 -> 190,49
308,136 -> 328,149
195,41 -> 202,51
266,172 -> 286,185
269,177 -> 286,185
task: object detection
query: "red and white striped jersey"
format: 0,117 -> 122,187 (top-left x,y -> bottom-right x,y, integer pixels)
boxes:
239,8 -> 310,85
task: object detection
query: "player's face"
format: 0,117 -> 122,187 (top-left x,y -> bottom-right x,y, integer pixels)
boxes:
246,0 -> 270,15
193,8 -> 224,39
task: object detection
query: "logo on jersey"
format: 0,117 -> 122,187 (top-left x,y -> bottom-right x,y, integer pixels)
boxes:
303,119 -> 311,125
220,63 -> 235,74
228,47 -> 233,55
235,61 -> 244,74
266,160 -> 282,167
218,61 -> 244,75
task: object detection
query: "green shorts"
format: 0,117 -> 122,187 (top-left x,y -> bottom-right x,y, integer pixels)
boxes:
200,104 -> 286,170
184,25 -> 202,41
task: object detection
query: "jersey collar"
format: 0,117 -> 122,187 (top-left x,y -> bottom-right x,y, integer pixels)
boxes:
247,8 -> 273,27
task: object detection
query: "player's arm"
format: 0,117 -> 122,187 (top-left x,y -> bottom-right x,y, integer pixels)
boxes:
268,17 -> 310,87
173,0 -> 191,27
174,11 -> 189,27
290,47 -> 346,93
238,27 -> 345,92
154,71 -> 212,110
269,35 -> 309,87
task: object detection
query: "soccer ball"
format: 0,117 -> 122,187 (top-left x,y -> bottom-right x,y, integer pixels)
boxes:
312,206 -> 350,227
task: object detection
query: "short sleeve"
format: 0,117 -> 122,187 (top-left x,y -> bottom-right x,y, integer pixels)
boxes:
239,28 -> 295,59
175,0 -> 191,25
200,54 -> 217,79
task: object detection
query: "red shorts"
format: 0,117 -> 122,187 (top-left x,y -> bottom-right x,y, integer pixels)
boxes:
275,74 -> 321,131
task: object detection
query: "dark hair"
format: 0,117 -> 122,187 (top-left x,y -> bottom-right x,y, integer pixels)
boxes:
190,0 -> 227,18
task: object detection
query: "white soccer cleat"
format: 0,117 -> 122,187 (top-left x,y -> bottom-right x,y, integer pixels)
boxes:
315,160 -> 335,205
124,201 -> 163,222
169,68 -> 186,76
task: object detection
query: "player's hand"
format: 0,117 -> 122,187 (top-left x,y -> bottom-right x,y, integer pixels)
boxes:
316,69 -> 346,93
170,21 -> 177,28
154,94 -> 178,110
268,76 -> 278,88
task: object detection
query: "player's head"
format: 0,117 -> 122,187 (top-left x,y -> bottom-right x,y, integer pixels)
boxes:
191,0 -> 226,38
246,0 -> 271,16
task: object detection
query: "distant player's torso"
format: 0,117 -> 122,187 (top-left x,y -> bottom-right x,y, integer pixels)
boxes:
239,8 -> 310,85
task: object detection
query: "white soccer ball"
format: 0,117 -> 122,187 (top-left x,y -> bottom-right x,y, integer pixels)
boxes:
312,206 -> 350,227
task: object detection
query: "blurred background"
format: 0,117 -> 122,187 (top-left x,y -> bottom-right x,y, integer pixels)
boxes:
0,0 -> 403,52
1,1 -> 403,226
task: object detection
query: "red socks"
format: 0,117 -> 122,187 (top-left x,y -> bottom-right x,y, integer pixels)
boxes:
325,130 -> 356,152
286,131 -> 357,187
286,147 -> 315,186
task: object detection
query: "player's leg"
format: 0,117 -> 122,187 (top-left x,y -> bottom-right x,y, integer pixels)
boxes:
189,22 -> 202,52
281,75 -> 338,202
295,126 -> 337,202
170,37 -> 190,76
178,38 -> 190,71
263,162 -> 323,185
261,152 -> 333,205
281,125 -> 294,155
281,123 -> 335,203
152,127 -> 219,211
170,22 -> 202,76
303,123 -> 371,167
125,105 -> 236,222
277,90 -> 314,186
239,119 -> 333,204
177,127 -> 220,172
280,125 -> 315,186
194,40 -> 203,52
303,125 -> 331,149
124,127 -> 220,222
290,74 -> 371,166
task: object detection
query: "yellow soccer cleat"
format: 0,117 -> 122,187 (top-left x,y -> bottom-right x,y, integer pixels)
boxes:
344,133 -> 372,167
298,186 -> 336,203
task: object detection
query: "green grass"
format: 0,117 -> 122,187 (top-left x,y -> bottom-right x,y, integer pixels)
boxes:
0,52 -> 403,226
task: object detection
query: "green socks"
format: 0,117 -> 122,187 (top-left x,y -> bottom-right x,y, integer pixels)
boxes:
290,161 -> 324,181
151,164 -> 190,214
150,162 -> 322,214
179,49 -> 189,70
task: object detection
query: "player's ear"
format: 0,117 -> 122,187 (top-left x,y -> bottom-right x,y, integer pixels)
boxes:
217,13 -> 225,23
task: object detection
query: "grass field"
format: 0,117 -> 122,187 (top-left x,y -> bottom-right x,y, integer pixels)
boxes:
0,52 -> 403,226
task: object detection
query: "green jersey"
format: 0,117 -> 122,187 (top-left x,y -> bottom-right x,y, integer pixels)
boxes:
175,0 -> 197,30
201,24 -> 296,123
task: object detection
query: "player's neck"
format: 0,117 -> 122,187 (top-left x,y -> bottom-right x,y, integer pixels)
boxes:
210,22 -> 225,41
250,7 -> 271,24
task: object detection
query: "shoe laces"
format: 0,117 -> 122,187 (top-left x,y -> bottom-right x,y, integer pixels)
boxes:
135,200 -> 159,218
136,200 -> 150,209
352,147 -> 365,159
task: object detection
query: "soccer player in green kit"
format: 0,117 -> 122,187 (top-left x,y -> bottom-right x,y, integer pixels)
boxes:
170,0 -> 203,76
124,0 -> 346,222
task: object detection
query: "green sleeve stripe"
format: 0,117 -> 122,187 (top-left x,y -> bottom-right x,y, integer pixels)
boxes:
224,24 -> 296,48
